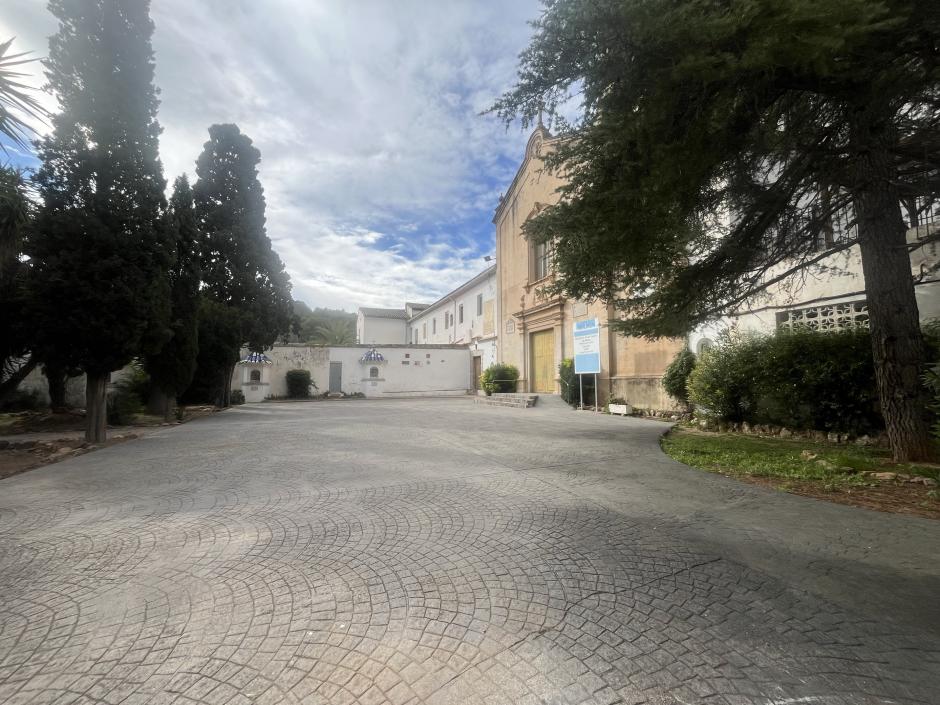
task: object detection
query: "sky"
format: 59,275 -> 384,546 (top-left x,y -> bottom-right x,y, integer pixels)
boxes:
0,0 -> 545,311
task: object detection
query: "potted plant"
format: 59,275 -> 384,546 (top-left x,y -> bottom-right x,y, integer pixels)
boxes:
608,397 -> 632,416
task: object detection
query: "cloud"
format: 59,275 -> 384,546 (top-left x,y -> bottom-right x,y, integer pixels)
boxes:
0,0 -> 543,311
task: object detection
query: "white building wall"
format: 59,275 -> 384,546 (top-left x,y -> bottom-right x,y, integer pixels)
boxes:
689,227 -> 940,351
234,344 -> 472,400
357,315 -> 407,344
406,268 -> 498,370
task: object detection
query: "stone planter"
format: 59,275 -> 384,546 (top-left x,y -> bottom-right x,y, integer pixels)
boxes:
608,403 -> 632,416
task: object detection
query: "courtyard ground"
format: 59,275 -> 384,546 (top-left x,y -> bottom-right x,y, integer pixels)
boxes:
1,398 -> 938,704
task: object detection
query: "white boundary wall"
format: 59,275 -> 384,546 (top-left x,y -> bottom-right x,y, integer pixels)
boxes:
235,344 -> 473,402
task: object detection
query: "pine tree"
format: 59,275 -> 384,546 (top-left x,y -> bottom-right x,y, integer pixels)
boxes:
193,124 -> 292,406
145,175 -> 201,419
30,0 -> 170,442
493,0 -> 940,461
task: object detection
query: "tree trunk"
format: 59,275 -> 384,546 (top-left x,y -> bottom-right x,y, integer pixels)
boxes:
853,123 -> 932,461
221,362 -> 235,407
85,371 -> 109,444
147,387 -> 169,417
45,365 -> 68,410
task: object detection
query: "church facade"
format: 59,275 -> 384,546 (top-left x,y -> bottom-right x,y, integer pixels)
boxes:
493,126 -> 684,409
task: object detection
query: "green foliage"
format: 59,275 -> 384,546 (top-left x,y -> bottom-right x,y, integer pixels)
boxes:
181,298 -> 243,406
0,37 -> 47,150
687,330 -> 880,434
558,358 -> 595,407
229,389 -> 245,405
313,318 -> 355,345
662,348 -> 696,407
29,0 -> 171,383
480,363 -> 519,394
0,166 -> 32,400
289,301 -> 355,344
493,0 -> 938,337
492,0 -> 939,458
145,176 -> 201,401
107,365 -> 150,426
0,387 -> 44,412
194,124 -> 292,353
661,429 -> 939,490
924,364 -> 940,441
285,369 -> 313,399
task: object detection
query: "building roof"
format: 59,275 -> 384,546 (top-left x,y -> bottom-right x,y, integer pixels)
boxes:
239,352 -> 272,364
359,307 -> 408,320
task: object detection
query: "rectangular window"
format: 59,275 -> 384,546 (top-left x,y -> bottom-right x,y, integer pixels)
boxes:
476,294 -> 483,316
533,240 -> 551,280
458,304 -> 464,324
432,318 -> 436,334
422,322 -> 427,340
444,313 -> 449,330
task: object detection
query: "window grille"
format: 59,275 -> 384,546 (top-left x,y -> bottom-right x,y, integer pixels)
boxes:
776,300 -> 869,332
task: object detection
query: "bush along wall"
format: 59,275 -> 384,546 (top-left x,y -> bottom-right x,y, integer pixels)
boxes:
559,358 -> 596,407
480,363 -> 519,394
687,329 -> 881,435
662,348 -> 696,408
285,369 -> 313,399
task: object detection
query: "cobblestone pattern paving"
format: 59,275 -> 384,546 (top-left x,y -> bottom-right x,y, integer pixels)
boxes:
1,400 -> 938,704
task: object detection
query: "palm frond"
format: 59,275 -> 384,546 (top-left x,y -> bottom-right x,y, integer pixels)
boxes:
0,37 -> 48,152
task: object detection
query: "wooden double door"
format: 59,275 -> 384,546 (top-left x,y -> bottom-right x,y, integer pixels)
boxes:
530,329 -> 555,393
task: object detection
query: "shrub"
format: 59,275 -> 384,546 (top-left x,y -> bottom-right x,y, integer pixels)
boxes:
687,329 -> 880,434
480,363 -> 519,394
662,348 -> 696,407
230,389 -> 245,405
0,387 -> 45,412
107,364 -> 149,426
285,369 -> 313,398
558,358 -> 596,407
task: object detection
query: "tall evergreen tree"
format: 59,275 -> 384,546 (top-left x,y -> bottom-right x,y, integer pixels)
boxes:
0,166 -> 34,403
193,124 -> 292,405
145,175 -> 201,419
29,0 -> 170,442
493,0 -> 940,461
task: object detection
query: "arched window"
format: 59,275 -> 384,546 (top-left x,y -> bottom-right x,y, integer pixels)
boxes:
370,367 -> 379,378
249,369 -> 261,382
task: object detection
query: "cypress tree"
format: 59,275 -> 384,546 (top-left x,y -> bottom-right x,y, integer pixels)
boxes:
30,0 -> 170,442
193,123 -> 292,406
145,175 -> 201,419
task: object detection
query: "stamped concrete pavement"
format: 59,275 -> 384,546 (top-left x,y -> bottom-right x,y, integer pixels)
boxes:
1,398 -> 938,705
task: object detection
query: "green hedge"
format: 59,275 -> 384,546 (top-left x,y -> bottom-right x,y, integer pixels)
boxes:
662,348 -> 696,407
559,358 -> 595,407
285,369 -> 313,398
687,329 -> 880,434
480,363 -> 519,394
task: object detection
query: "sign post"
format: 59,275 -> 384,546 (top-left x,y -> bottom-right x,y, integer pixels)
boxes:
573,318 -> 601,411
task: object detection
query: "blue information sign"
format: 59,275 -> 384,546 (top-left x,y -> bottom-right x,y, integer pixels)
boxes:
573,318 -> 601,374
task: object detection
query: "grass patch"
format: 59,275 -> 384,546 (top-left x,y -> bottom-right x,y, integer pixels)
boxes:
661,427 -> 939,490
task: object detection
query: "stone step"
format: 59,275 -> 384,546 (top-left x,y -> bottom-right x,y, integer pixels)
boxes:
473,394 -> 539,409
